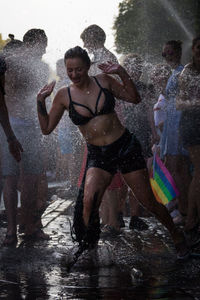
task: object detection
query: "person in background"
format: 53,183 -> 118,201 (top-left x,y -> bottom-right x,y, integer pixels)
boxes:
19,29 -> 50,240
120,53 -> 153,231
150,63 -> 179,216
80,24 -> 118,76
161,40 -> 191,226
1,29 -> 49,246
80,24 -> 125,235
177,35 -> 200,245
0,41 -> 23,215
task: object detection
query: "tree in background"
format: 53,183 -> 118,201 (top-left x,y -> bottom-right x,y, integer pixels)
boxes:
113,0 -> 200,62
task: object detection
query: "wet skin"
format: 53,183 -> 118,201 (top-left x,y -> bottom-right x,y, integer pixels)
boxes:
37,56 -> 187,252
37,57 -> 140,222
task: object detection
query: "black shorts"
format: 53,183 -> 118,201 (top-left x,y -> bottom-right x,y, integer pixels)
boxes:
87,128 -> 146,175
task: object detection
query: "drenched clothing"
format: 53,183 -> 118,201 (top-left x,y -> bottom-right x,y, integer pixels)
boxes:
0,53 -> 49,176
68,77 -> 115,126
5,54 -> 49,121
72,128 -> 146,247
87,128 -> 146,175
77,46 -> 125,191
160,65 -> 187,158
0,117 -> 45,176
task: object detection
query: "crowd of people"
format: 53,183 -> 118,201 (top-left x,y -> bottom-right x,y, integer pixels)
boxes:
0,24 -> 200,260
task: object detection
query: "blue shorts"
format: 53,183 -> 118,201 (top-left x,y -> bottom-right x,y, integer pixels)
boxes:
160,106 -> 188,158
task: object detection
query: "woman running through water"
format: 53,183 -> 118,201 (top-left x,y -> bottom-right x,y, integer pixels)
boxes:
37,46 -> 189,259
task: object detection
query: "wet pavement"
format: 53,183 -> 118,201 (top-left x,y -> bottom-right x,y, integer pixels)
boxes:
0,191 -> 200,300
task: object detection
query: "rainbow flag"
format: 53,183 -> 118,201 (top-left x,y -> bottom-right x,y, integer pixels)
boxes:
150,153 -> 179,205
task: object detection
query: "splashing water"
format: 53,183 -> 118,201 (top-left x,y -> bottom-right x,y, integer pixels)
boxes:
159,0 -> 193,40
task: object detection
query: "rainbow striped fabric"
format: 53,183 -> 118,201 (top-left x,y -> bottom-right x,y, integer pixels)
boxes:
150,153 -> 179,205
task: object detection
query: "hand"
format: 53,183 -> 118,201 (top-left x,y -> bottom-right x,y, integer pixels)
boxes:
8,138 -> 23,162
37,80 -> 56,102
98,61 -> 122,75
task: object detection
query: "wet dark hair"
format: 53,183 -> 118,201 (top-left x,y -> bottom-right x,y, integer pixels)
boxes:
192,35 -> 200,48
165,40 -> 182,56
80,24 -> 106,45
23,29 -> 47,45
64,46 -> 91,68
3,34 -> 23,54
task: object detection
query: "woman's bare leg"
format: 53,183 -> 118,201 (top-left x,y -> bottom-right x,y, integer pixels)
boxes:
83,168 -> 112,227
103,189 -> 121,230
122,168 -> 186,246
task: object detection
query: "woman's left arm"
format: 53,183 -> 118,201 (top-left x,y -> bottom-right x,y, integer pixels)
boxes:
98,61 -> 141,104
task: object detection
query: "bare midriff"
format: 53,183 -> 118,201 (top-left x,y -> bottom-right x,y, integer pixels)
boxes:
79,112 -> 125,146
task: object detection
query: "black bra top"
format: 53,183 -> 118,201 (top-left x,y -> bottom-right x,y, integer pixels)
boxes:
68,76 -> 115,126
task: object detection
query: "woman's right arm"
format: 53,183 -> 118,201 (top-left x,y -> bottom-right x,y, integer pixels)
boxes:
37,81 -> 67,135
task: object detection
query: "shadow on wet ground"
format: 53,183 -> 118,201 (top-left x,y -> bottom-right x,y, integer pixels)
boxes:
0,195 -> 200,299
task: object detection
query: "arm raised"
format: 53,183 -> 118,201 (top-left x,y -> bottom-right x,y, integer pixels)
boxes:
98,61 -> 141,104
37,81 -> 66,135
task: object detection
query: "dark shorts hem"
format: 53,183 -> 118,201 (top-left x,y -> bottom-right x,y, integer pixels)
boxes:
86,128 -> 146,175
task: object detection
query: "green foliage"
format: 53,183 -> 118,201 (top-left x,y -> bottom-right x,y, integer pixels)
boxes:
113,0 -> 200,60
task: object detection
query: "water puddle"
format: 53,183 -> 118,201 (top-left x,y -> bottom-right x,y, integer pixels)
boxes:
1,215 -> 200,299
